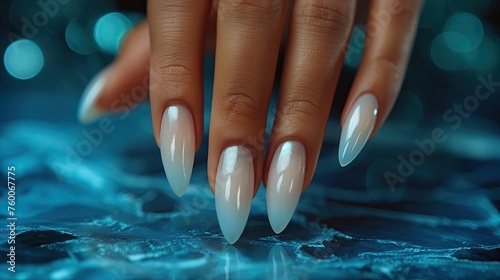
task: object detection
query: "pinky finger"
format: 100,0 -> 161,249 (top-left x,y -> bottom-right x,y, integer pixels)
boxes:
338,0 -> 424,167
77,21 -> 150,124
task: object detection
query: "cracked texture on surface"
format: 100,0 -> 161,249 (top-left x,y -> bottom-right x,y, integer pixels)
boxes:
0,109 -> 499,279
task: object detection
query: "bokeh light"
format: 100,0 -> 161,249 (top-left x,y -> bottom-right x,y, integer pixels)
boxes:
65,19 -> 94,55
430,32 -> 473,71
4,39 -> 44,80
93,12 -> 132,54
443,13 -> 484,53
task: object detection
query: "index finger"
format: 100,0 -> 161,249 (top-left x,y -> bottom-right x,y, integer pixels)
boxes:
148,0 -> 211,196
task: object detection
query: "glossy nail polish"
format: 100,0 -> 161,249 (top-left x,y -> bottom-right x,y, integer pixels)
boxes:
266,141 -> 305,234
160,105 -> 196,197
77,68 -> 109,124
215,146 -> 254,244
339,94 -> 378,167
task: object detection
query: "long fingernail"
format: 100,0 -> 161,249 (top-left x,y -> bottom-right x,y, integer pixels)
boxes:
77,68 -> 110,124
266,141 -> 305,234
339,93 -> 378,167
160,105 -> 195,197
215,146 -> 254,244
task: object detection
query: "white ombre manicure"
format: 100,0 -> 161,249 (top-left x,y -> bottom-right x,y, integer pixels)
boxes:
339,94 -> 378,167
160,105 -> 195,197
266,141 -> 305,234
215,146 -> 254,244
77,68 -> 109,124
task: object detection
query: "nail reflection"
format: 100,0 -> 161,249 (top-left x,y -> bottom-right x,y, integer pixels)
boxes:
216,246 -> 242,280
267,245 -> 293,280
215,245 -> 296,279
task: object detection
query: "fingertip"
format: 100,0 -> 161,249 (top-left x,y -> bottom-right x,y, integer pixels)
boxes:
338,155 -> 349,168
266,141 -> 304,234
338,94 -> 378,167
215,146 -> 254,245
77,67 -> 110,124
159,105 -> 195,197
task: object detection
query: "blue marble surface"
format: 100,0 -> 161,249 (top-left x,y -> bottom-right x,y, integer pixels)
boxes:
1,86 -> 500,279
1,1 -> 500,278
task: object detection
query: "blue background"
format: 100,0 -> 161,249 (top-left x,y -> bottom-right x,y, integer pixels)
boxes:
1,0 -> 500,279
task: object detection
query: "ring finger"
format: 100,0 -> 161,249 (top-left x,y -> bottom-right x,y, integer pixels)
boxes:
264,0 -> 357,233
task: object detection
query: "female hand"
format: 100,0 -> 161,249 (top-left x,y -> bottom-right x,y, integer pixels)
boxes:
78,0 -> 424,244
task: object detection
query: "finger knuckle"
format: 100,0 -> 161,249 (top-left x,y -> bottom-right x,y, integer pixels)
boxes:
219,0 -> 285,24
295,0 -> 353,35
372,56 -> 403,80
151,55 -> 198,84
217,84 -> 260,122
283,92 -> 324,122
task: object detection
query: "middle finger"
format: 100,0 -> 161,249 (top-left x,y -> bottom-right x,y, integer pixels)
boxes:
209,0 -> 288,244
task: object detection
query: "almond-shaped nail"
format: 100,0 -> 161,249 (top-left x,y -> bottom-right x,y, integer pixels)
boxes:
215,146 -> 254,244
339,94 -> 378,167
160,105 -> 195,197
77,68 -> 109,124
266,141 -> 305,234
